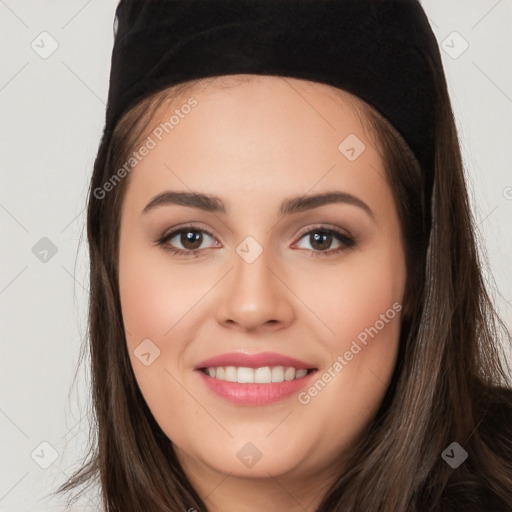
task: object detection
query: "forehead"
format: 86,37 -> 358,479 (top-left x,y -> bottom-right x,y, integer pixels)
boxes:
136,75 -> 374,159
120,74 -> 387,213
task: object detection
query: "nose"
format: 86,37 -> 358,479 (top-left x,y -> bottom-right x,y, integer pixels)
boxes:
215,245 -> 296,333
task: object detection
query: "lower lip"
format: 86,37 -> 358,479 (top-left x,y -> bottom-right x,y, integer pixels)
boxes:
196,369 -> 318,406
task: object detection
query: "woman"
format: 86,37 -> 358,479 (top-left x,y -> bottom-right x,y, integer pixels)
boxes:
55,0 -> 512,510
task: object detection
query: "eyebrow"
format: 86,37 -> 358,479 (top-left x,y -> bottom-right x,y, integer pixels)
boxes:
142,190 -> 375,220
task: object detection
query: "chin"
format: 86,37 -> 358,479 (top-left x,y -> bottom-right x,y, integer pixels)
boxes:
176,435 -> 313,480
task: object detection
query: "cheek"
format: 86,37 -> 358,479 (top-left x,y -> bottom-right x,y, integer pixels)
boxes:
118,238 -> 187,408
301,245 -> 405,348
118,248 -> 203,422
294,240 -> 404,414
119,244 -> 204,344
305,270 -> 403,445
118,242 -> 220,412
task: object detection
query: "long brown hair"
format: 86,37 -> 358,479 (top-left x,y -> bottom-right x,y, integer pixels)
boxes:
54,73 -> 512,511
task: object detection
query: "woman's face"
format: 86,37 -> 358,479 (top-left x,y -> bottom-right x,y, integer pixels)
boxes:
118,75 -> 406,501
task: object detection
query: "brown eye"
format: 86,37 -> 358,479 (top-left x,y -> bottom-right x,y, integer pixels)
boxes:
309,231 -> 334,251
156,225 -> 218,256
178,229 -> 204,250
155,224 -> 355,258
294,227 -> 355,257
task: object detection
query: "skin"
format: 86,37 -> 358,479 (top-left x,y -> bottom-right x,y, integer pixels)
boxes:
118,75 -> 406,511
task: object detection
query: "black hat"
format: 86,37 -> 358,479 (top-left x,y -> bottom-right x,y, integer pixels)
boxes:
105,0 -> 445,205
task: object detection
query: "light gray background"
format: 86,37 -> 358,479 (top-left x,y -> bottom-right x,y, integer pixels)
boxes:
1,0 -> 511,510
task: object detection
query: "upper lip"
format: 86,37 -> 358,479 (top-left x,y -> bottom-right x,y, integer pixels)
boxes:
194,351 -> 316,370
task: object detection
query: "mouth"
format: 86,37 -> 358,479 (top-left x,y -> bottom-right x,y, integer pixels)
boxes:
193,352 -> 318,406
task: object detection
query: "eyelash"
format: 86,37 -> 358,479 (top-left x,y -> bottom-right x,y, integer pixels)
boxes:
154,223 -> 356,258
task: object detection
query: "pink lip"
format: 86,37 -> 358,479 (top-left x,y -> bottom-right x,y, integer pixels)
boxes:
194,351 -> 315,370
194,351 -> 318,406
196,368 -> 318,406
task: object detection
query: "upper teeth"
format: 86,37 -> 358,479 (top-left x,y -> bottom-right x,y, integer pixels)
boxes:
203,366 -> 309,383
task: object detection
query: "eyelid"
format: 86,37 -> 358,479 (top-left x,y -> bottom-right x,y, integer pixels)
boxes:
293,223 -> 352,241
159,222 -> 216,241
157,222 -> 352,242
